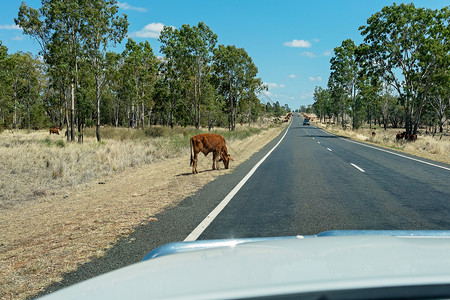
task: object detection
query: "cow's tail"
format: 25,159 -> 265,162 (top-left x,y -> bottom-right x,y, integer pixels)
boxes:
190,138 -> 193,167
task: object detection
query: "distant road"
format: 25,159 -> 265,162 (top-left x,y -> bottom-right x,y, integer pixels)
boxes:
39,114 -> 450,296
198,114 -> 450,239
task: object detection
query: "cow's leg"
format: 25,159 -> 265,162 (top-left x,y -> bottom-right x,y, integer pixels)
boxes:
216,151 -> 221,170
212,152 -> 217,170
192,152 -> 199,174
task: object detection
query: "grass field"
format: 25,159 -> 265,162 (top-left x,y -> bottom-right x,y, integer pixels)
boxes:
0,120 -> 284,299
0,124 -> 273,210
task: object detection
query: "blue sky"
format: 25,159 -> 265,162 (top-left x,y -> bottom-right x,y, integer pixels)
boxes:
1,0 -> 448,109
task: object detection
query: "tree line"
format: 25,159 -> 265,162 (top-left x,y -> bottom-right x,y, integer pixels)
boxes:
312,3 -> 449,135
0,0 -> 290,142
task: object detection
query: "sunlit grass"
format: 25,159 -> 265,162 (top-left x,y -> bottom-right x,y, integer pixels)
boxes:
0,122 -> 273,209
314,121 -> 450,164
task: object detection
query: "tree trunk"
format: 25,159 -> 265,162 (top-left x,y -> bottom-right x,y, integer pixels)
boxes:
96,74 -> 101,142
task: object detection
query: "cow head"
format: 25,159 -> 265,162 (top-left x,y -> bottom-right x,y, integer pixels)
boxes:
219,153 -> 233,169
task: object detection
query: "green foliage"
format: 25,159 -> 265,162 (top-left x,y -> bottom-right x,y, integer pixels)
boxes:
55,139 -> 65,148
41,137 -> 66,148
312,3 -> 448,133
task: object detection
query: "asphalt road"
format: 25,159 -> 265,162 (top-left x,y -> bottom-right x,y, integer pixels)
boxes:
200,114 -> 450,239
38,114 -> 450,297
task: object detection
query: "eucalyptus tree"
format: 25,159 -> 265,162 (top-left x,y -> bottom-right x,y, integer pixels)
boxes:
359,3 -> 449,135
159,22 -> 217,128
17,0 -> 84,140
83,0 -> 127,141
0,42 -> 10,126
329,39 -> 362,129
212,45 -> 263,130
2,52 -> 42,129
103,51 -> 122,127
120,39 -> 158,128
312,86 -> 331,123
428,68 -> 449,133
16,0 -> 128,141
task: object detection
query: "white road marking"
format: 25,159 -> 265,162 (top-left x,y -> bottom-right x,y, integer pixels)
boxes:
312,137 -> 315,140
350,163 -> 365,173
184,121 -> 292,242
318,129 -> 450,172
327,148 -> 332,152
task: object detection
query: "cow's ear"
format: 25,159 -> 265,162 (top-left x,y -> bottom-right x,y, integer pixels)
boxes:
228,154 -> 234,161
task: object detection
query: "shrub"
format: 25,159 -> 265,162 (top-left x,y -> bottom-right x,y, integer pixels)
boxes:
144,127 -> 165,138
55,140 -> 65,148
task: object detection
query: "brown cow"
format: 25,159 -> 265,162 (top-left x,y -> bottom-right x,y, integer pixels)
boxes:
396,132 -> 406,141
190,133 -> 232,174
49,128 -> 59,135
409,134 -> 417,142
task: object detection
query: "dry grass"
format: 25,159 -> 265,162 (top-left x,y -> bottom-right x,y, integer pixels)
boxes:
0,121 -> 285,300
313,121 -> 450,165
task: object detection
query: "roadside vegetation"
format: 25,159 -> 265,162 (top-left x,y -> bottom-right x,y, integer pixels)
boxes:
0,121 -> 278,210
309,3 -> 449,140
312,120 -> 450,165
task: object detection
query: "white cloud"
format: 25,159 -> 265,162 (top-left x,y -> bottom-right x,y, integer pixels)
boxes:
130,22 -> 166,38
283,39 -> 311,48
301,51 -> 316,58
300,90 -> 314,100
12,35 -> 24,41
262,90 -> 272,97
312,38 -> 320,43
265,82 -> 286,89
288,74 -> 296,79
117,2 -> 147,12
0,24 -> 22,30
323,50 -> 332,56
308,76 -> 323,82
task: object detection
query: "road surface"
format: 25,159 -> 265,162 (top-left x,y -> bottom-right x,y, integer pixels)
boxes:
39,114 -> 450,296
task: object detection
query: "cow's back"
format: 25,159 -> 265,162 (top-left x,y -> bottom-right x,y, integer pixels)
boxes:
192,133 -> 225,153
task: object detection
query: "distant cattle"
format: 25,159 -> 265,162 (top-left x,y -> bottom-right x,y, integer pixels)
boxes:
408,134 -> 418,142
396,132 -> 406,141
396,131 -> 418,142
49,128 -> 59,135
371,132 -> 376,137
190,133 -> 232,174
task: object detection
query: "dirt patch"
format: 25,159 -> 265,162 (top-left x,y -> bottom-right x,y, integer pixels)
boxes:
0,126 -> 284,299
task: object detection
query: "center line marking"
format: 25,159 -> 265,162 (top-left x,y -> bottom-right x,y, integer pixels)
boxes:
327,148 -> 332,152
350,163 -> 365,173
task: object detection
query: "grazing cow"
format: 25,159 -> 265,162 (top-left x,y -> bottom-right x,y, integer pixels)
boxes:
371,132 -> 376,137
49,128 -> 59,135
190,133 -> 232,174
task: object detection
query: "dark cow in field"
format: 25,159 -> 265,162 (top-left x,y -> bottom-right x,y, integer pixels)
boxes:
396,132 -> 406,141
190,133 -> 232,174
49,128 -> 60,135
408,133 -> 418,142
396,131 -> 418,142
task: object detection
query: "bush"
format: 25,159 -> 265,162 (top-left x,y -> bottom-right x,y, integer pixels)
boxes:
55,140 -> 65,148
144,127 -> 165,138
